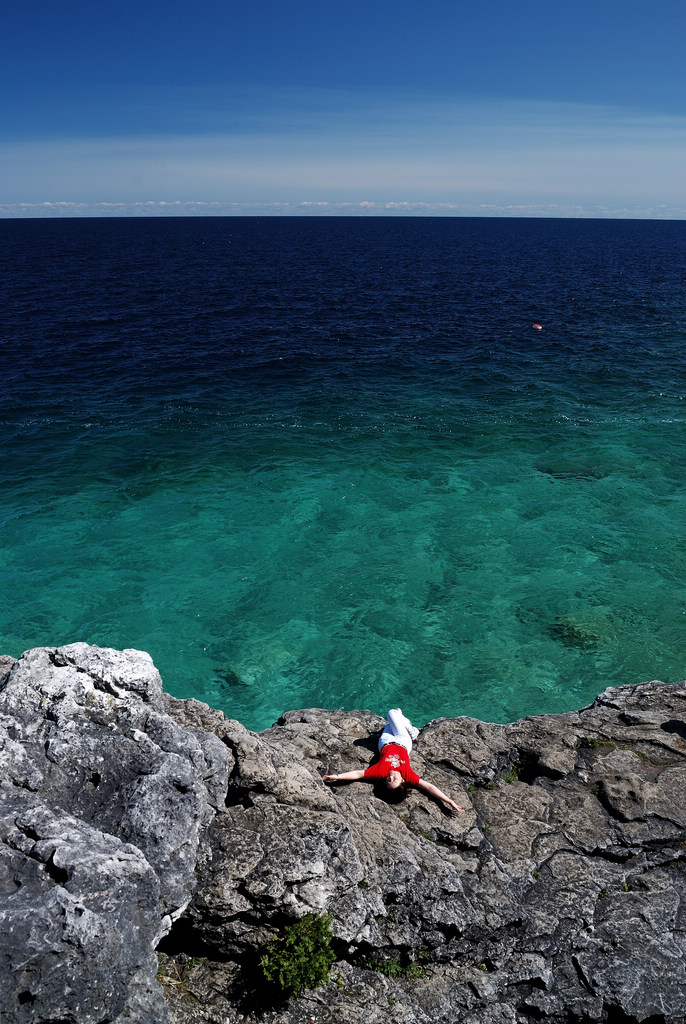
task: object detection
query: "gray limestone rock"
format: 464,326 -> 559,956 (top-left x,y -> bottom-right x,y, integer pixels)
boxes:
162,681 -> 686,1024
2,645 -> 685,1024
0,643 -> 229,1024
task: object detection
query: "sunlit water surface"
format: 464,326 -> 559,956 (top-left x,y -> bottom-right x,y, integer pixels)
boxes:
1,216 -> 684,730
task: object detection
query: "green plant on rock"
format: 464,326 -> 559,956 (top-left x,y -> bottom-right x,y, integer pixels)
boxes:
403,960 -> 427,980
260,913 -> 336,999
577,736 -> 615,750
361,954 -> 426,980
363,954 -> 403,978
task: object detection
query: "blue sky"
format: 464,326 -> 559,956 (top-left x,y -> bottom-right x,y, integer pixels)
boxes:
2,0 -> 684,217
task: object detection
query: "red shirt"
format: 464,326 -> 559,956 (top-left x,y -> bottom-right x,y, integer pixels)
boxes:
363,743 -> 420,786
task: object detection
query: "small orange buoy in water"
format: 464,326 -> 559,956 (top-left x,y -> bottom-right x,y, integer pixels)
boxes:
533,323 -> 542,330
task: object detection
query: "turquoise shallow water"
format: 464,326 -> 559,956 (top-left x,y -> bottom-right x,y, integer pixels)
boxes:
3,387 -> 685,731
1,217 -> 685,730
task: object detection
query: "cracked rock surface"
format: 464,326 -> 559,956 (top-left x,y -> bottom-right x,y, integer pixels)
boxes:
2,644 -> 686,1024
0,644 -> 228,1024
161,683 -> 686,1024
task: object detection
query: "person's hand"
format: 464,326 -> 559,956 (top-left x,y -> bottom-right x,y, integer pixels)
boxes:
322,774 -> 338,782
446,799 -> 464,813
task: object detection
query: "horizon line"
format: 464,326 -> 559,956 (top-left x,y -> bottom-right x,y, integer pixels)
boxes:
1,200 -> 685,221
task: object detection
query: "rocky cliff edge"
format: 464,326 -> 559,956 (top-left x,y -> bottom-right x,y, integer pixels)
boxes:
1,644 -> 685,1024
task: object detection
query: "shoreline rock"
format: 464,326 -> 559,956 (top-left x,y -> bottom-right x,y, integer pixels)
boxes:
0,644 -> 227,1024
1,644 -> 685,1024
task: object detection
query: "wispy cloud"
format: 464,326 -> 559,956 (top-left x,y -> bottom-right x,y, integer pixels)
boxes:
1,94 -> 684,216
3,200 -> 683,220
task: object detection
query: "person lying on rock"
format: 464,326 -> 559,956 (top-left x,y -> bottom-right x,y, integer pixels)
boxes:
323,707 -> 464,813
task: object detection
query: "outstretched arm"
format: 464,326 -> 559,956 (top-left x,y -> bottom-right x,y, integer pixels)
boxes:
417,778 -> 464,813
322,769 -> 366,783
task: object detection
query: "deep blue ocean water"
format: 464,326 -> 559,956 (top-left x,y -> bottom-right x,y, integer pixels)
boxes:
1,216 -> 685,731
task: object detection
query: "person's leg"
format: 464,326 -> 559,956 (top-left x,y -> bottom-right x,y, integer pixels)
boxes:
379,708 -> 417,751
385,708 -> 406,733
388,708 -> 419,738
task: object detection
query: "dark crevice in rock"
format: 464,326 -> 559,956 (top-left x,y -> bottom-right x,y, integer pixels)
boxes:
570,954 -> 595,995
219,738 -> 256,809
10,777 -> 38,794
519,1004 -> 547,1020
90,676 -> 123,699
224,785 -> 254,809
642,835 -> 686,855
157,917 -> 228,962
432,833 -> 480,856
437,922 -> 467,945
587,845 -> 633,863
661,719 -> 686,740
605,1009 -> 667,1024
513,750 -> 566,784
44,853 -> 69,886
506,975 -> 548,993
16,821 -> 40,842
594,784 -> 634,823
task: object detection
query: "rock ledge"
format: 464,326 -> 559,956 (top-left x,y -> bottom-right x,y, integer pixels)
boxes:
1,644 -> 685,1024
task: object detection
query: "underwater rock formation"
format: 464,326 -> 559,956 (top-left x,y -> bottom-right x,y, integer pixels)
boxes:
1,644 -> 685,1024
